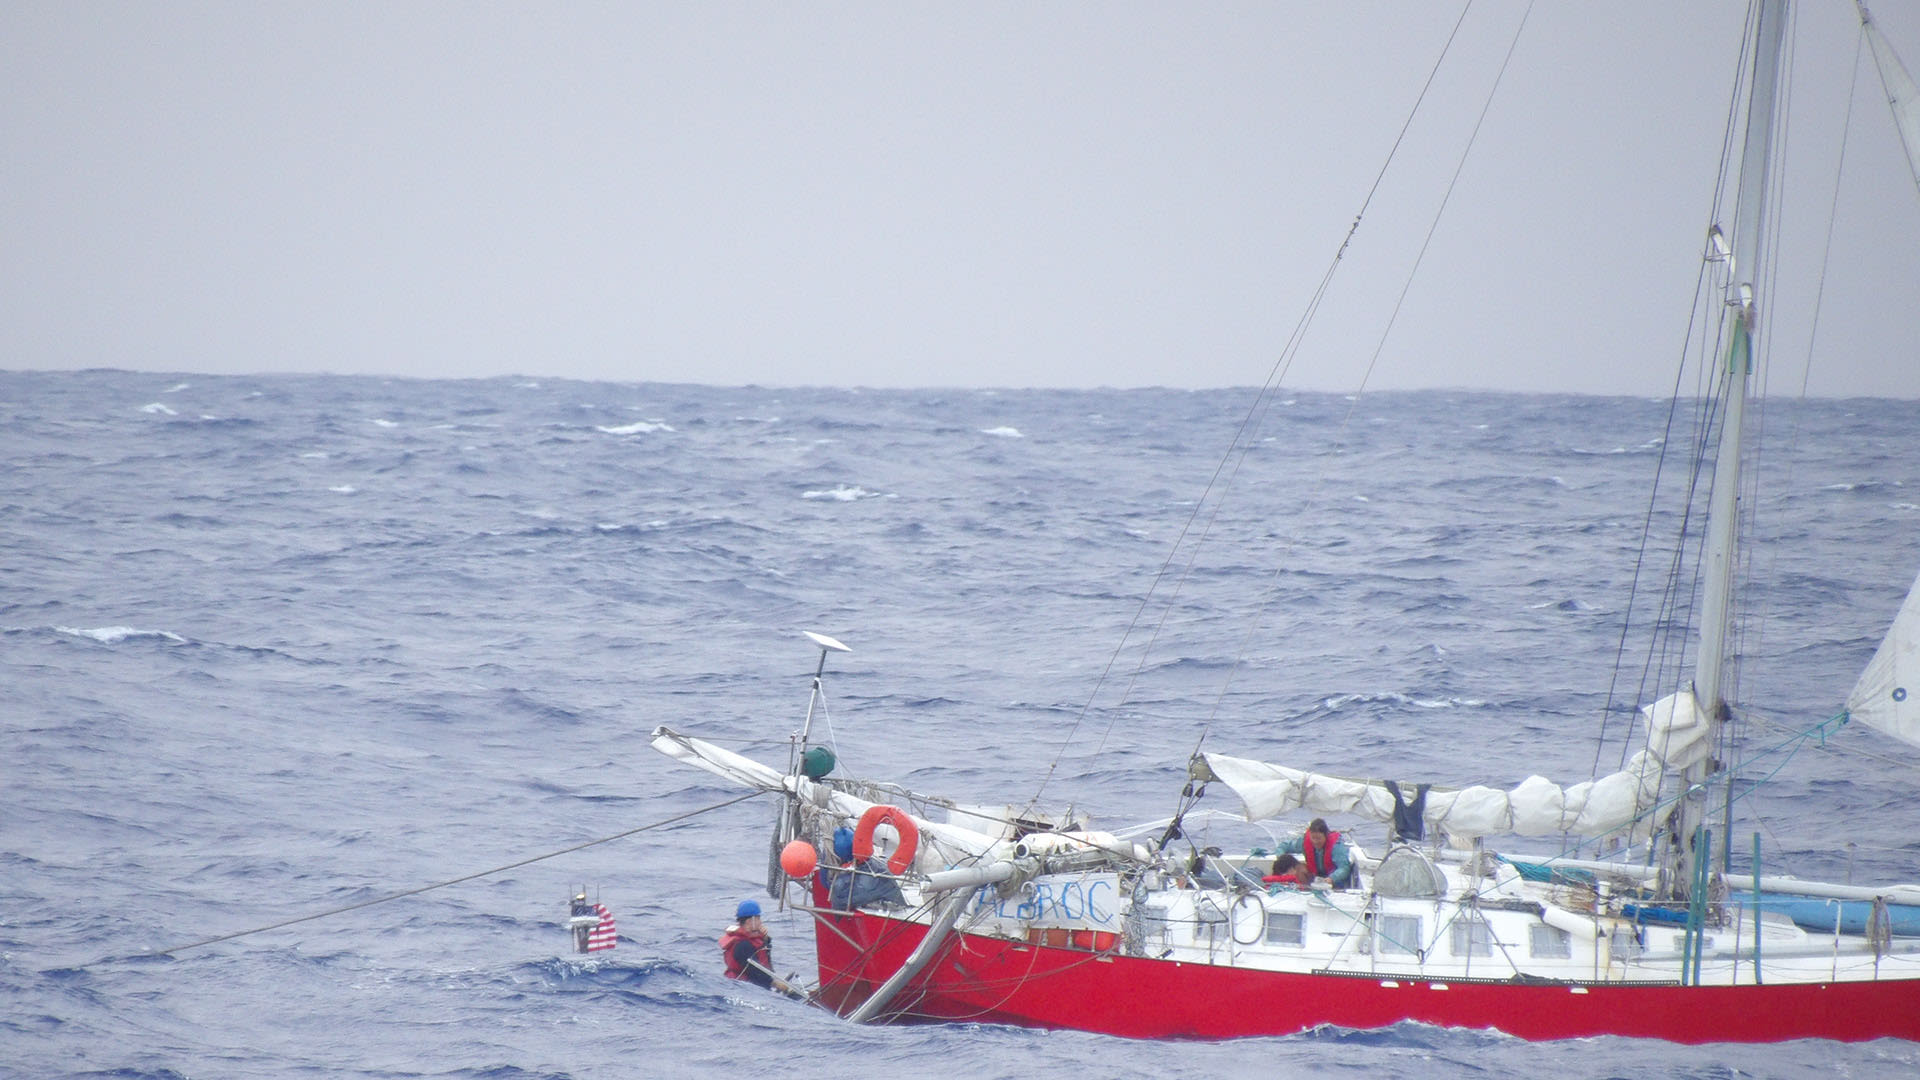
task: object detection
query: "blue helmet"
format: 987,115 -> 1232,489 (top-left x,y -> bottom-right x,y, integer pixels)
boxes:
736,898 -> 761,920
833,826 -> 856,861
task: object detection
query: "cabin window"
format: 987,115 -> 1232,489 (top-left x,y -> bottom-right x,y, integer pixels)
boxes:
1376,914 -> 1422,956
1265,911 -> 1304,947
1449,917 -> 1493,957
1529,924 -> 1572,959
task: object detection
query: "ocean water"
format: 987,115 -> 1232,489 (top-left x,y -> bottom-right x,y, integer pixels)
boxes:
5,370 -> 1919,1079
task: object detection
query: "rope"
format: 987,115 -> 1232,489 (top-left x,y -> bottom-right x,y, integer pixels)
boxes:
151,790 -> 768,957
1195,0 -> 1539,747
1025,1 -> 1482,809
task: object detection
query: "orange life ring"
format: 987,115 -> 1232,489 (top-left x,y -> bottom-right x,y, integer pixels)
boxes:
852,804 -> 920,875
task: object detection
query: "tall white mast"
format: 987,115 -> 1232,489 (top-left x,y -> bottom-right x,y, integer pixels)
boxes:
1678,0 -> 1789,896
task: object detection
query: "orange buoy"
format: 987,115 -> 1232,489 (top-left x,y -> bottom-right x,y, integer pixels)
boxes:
779,839 -> 818,878
852,804 -> 921,875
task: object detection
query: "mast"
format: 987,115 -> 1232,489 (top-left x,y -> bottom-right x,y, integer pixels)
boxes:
1677,0 -> 1789,897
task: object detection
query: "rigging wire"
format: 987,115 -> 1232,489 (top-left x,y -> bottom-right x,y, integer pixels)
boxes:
1025,0 -> 1484,810
1199,0 -> 1541,741
1595,0 -> 1760,781
1800,20 -> 1866,400
147,790 -> 768,959
1724,0 -> 1803,806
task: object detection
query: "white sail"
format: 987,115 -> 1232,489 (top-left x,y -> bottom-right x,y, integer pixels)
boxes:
1861,1 -> 1920,197
1846,570 -> 1920,747
1203,691 -> 1710,843
649,726 -> 1003,868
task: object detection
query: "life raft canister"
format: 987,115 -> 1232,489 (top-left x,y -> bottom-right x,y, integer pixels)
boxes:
851,804 -> 920,875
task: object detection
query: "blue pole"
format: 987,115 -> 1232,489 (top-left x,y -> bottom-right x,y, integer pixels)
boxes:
1692,829 -> 1713,984
1752,832 -> 1763,985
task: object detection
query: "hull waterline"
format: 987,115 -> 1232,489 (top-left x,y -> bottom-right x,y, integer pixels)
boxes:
812,908 -> 1920,1043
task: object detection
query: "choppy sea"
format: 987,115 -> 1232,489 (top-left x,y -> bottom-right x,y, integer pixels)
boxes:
5,370 -> 1920,1079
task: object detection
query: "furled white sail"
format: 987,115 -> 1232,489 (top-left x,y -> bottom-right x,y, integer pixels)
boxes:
1204,691 -> 1712,843
1861,1 -> 1920,197
649,726 -> 1003,868
1846,571 -> 1920,747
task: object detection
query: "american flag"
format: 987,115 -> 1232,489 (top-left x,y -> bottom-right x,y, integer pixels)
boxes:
586,903 -> 617,952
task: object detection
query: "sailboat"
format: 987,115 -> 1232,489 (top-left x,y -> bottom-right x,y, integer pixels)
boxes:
653,0 -> 1920,1042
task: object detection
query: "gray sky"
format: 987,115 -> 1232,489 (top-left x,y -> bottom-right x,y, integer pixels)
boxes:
5,2 -> 1919,397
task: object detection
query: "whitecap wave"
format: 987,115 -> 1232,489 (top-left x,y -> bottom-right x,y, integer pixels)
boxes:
802,485 -> 884,501
597,421 -> 674,435
371,418 -> 398,428
981,426 -> 1023,438
55,626 -> 186,645
1529,598 -> 1597,612
162,382 -> 189,394
1320,692 -> 1484,711
141,402 -> 177,415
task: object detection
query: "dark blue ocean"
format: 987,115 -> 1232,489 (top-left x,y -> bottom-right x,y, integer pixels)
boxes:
6,371 -> 1919,1079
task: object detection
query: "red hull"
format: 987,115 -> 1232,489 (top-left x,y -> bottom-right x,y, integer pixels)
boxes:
811,908 -> 1920,1042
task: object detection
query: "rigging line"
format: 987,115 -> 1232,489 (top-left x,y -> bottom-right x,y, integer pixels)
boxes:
1034,200 -> 1363,794
1030,0 -> 1483,802
1633,389 -> 1726,806
1604,1 -> 1762,774
1505,720 -> 1837,875
812,681 -> 842,773
1618,377 -> 1727,777
1784,17 -> 1866,434
1749,24 -> 1869,678
1746,708 -> 1913,771
149,790 -> 768,959
1592,258 -> 1717,775
1193,0 -> 1539,738
1552,710 -> 1852,870
1862,3 -> 1920,200
1347,0 -> 1536,399
1148,0 -> 1489,746
1617,310 -> 1723,774
1731,0 -> 1805,752
1596,174 -> 1744,766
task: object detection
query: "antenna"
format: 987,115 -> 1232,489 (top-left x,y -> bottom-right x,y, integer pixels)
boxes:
797,630 -> 851,750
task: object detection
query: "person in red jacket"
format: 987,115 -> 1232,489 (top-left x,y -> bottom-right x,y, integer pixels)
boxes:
719,899 -> 799,996
1281,818 -> 1353,888
1263,853 -> 1313,890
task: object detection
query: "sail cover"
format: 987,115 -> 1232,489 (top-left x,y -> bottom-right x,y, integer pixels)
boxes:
1846,570 -> 1920,747
1203,691 -> 1713,843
